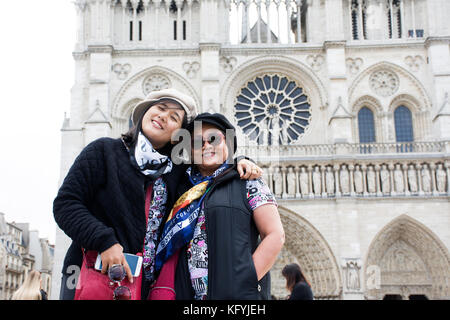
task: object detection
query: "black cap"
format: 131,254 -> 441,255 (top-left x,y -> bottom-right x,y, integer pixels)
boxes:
188,112 -> 237,153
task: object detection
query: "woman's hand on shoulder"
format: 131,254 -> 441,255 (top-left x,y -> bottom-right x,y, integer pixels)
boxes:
237,159 -> 263,180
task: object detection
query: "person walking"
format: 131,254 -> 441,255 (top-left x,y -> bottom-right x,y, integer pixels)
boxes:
282,263 -> 314,300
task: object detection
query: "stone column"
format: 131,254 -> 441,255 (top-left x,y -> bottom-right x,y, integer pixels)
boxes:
445,161 -> 450,196
416,163 -> 424,196
176,0 -> 183,42
430,163 -> 438,196
281,167 -> 288,199
334,164 -> 341,197
402,163 -> 410,196
349,164 -> 356,196
308,165 -> 314,198
361,164 -> 368,197
388,163 -> 395,196
375,164 -> 382,197
295,166 -> 301,198
321,165 -> 327,198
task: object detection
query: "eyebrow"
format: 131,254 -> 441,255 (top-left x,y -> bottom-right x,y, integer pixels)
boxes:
158,102 -> 183,121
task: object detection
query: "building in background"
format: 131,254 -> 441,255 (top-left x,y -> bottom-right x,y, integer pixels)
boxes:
0,213 -> 54,300
53,0 -> 450,300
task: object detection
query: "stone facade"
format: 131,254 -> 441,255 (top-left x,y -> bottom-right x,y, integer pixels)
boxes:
53,0 -> 450,299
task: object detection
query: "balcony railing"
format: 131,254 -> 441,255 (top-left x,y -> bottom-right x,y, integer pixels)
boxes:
237,141 -> 449,161
236,141 -> 450,199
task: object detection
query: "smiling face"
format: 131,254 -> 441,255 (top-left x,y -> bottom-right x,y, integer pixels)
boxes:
192,123 -> 229,177
141,100 -> 186,149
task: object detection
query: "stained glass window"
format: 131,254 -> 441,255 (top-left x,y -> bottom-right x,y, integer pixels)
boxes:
394,106 -> 414,142
234,74 -> 312,145
358,107 -> 376,143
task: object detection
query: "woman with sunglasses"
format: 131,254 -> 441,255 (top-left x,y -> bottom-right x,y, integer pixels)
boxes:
154,112 -> 285,300
53,89 -> 262,300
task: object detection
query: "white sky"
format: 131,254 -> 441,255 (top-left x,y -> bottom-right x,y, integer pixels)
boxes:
0,0 -> 76,244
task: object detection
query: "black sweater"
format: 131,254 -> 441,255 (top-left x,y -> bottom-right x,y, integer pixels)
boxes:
53,137 -> 184,274
289,281 -> 314,300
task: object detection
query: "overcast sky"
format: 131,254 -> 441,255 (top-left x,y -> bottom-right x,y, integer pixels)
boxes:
0,0 -> 76,244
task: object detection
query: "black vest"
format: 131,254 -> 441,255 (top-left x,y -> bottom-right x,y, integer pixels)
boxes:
174,167 -> 271,300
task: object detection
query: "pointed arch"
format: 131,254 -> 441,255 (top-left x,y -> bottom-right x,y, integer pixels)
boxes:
111,65 -> 200,120
110,65 -> 200,137
272,206 -> 342,299
348,61 -> 432,111
364,215 -> 450,300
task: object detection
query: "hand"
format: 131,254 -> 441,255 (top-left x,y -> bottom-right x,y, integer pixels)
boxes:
237,159 -> 263,180
100,243 -> 133,283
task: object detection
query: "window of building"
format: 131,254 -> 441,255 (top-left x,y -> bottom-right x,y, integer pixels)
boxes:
394,106 -> 414,142
357,107 -> 376,143
234,74 -> 311,145
173,20 -> 177,40
130,21 -> 133,41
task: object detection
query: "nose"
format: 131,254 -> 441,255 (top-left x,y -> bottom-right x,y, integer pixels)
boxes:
157,110 -> 168,123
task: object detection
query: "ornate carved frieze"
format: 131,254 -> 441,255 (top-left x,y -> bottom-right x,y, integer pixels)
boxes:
306,54 -> 325,72
219,56 -> 237,73
182,61 -> 200,79
404,55 -> 424,72
346,58 -> 363,75
369,70 -> 400,97
113,63 -> 132,80
242,142 -> 450,200
142,74 -> 171,95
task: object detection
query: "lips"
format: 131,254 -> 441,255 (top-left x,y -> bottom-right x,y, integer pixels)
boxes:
151,120 -> 163,130
203,151 -> 216,158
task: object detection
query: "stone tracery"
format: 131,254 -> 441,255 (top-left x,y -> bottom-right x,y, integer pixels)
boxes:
364,215 -> 450,300
271,207 -> 342,300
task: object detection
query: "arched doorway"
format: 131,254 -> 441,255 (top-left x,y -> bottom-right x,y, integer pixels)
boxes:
271,206 -> 342,299
364,215 -> 450,300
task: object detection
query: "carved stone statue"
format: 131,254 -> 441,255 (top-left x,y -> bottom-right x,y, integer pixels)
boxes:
346,261 -> 361,291
380,164 -> 391,194
260,119 -> 269,146
299,167 -> 309,196
366,166 -> 376,194
273,166 -> 283,197
340,165 -> 350,194
354,165 -> 364,194
286,167 -> 296,196
394,164 -> 404,193
421,164 -> 431,193
436,164 -> 447,193
325,167 -> 335,194
271,114 -> 281,146
312,166 -> 322,195
408,164 -> 418,193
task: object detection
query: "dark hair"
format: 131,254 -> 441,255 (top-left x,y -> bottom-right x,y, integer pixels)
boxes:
282,263 -> 310,292
121,100 -> 188,156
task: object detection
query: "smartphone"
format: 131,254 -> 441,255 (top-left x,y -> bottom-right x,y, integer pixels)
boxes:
94,253 -> 143,277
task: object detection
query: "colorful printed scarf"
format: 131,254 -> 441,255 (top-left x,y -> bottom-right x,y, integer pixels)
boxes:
129,131 -> 173,179
154,163 -> 230,271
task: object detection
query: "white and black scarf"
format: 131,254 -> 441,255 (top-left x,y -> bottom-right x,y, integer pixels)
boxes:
129,131 -> 173,179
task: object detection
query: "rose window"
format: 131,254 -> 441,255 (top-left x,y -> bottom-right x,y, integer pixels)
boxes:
234,74 -> 312,145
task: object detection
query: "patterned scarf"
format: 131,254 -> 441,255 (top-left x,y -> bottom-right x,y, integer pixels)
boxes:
154,163 -> 230,272
129,131 -> 173,179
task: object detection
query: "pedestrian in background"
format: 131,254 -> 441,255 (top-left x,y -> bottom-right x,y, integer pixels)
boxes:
11,270 -> 47,300
282,263 -> 313,300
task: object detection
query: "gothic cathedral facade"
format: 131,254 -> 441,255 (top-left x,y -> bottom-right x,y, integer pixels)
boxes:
53,0 -> 450,300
